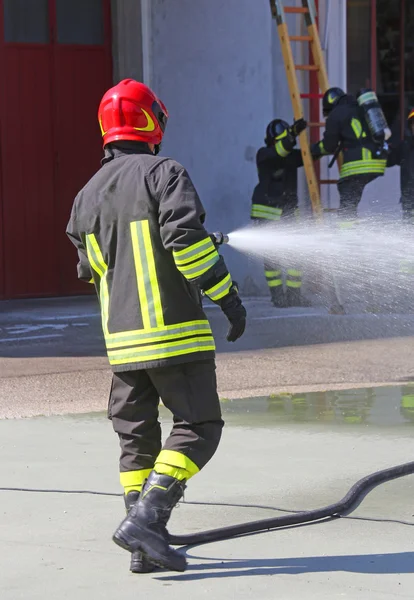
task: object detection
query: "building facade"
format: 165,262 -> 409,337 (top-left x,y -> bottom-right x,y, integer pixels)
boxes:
0,0 -> 409,299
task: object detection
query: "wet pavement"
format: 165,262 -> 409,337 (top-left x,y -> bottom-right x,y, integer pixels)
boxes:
0,392 -> 413,599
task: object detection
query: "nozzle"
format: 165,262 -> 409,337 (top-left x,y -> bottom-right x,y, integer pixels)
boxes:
211,232 -> 229,246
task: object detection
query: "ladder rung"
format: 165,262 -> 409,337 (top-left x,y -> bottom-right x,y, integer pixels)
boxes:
284,7 -> 309,13
308,122 -> 325,127
300,93 -> 324,99
295,65 -> 319,71
320,180 -> 339,185
290,35 -> 312,42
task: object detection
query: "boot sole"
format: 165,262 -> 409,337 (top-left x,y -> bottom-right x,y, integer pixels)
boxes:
113,530 -> 187,573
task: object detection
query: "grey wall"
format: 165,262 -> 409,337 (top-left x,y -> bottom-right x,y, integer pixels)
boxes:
111,0 -> 144,83
149,0 -> 275,293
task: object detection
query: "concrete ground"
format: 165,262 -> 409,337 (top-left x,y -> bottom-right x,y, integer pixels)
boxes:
0,296 -> 414,598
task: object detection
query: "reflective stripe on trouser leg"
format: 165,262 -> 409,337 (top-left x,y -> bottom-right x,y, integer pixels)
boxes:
148,359 -> 224,474
286,269 -> 302,289
120,469 -> 152,494
265,269 -> 282,289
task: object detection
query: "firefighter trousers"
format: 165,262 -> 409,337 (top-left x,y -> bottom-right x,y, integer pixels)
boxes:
108,358 -> 224,478
337,173 -> 379,221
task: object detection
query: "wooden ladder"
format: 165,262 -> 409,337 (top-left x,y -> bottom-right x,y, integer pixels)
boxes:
269,0 -> 340,216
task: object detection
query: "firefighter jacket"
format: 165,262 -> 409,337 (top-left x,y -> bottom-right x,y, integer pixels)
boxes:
311,95 -> 387,179
251,132 -> 303,221
66,143 -> 233,372
387,132 -> 414,212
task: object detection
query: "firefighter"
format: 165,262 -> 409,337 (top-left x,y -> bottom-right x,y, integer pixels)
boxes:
251,117 -> 310,307
66,79 -> 246,573
311,87 -> 388,226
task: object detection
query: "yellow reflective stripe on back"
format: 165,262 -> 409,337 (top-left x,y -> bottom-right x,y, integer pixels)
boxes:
141,220 -> 164,328
286,280 -> 302,288
362,147 -> 371,161
106,321 -> 212,349
86,234 -> 109,336
155,449 -> 200,478
205,272 -> 232,301
105,318 -> 211,341
130,221 -> 151,330
131,220 -> 164,329
351,118 -> 363,138
265,270 -> 281,277
287,269 -> 302,277
108,336 -> 215,365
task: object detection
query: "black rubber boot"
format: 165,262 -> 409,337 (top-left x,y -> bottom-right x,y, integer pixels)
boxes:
286,288 -> 312,307
270,288 -> 286,308
113,471 -> 187,572
124,492 -> 155,574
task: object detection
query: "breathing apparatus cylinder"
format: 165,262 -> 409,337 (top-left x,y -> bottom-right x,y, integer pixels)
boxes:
357,89 -> 391,146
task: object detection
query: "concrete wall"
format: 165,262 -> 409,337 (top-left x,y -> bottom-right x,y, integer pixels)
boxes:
111,0 -> 144,83
148,0 -> 275,293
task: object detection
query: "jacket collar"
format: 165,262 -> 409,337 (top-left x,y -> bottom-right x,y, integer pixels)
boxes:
101,141 -> 153,165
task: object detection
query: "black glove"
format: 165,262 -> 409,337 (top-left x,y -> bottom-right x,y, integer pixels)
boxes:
290,118 -> 307,137
218,284 -> 247,343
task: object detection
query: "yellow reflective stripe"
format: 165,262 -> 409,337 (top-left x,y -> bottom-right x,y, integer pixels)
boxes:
173,237 -> 216,266
105,319 -> 211,341
176,251 -> 219,279
251,204 -> 283,216
319,141 -> 329,155
130,221 -> 151,330
106,322 -> 212,349
268,280 -> 283,287
362,147 -> 371,161
275,140 -> 290,157
275,129 -> 288,140
173,236 -> 215,260
205,273 -> 232,301
120,469 -> 152,490
141,220 -> 164,328
265,270 -> 281,277
287,269 -> 302,277
340,160 -> 386,177
85,234 -> 109,336
286,280 -> 302,288
155,449 -> 200,478
108,336 -> 215,365
351,118 -> 363,138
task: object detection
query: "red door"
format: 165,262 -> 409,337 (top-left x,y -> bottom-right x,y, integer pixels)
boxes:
0,0 -> 112,299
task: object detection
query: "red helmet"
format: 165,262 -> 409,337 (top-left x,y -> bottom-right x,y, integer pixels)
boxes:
98,79 -> 168,147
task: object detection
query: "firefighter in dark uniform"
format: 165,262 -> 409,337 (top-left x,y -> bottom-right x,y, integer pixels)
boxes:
251,117 -> 310,307
66,79 -> 246,573
312,87 -> 387,226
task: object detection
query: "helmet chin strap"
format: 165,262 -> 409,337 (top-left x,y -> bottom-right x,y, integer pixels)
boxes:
154,143 -> 161,155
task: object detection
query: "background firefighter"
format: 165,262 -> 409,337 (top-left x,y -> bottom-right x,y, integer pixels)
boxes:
311,87 -> 388,228
66,79 -> 246,573
250,117 -> 310,308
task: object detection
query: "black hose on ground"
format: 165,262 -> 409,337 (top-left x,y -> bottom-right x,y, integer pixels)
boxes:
169,460 -> 414,546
